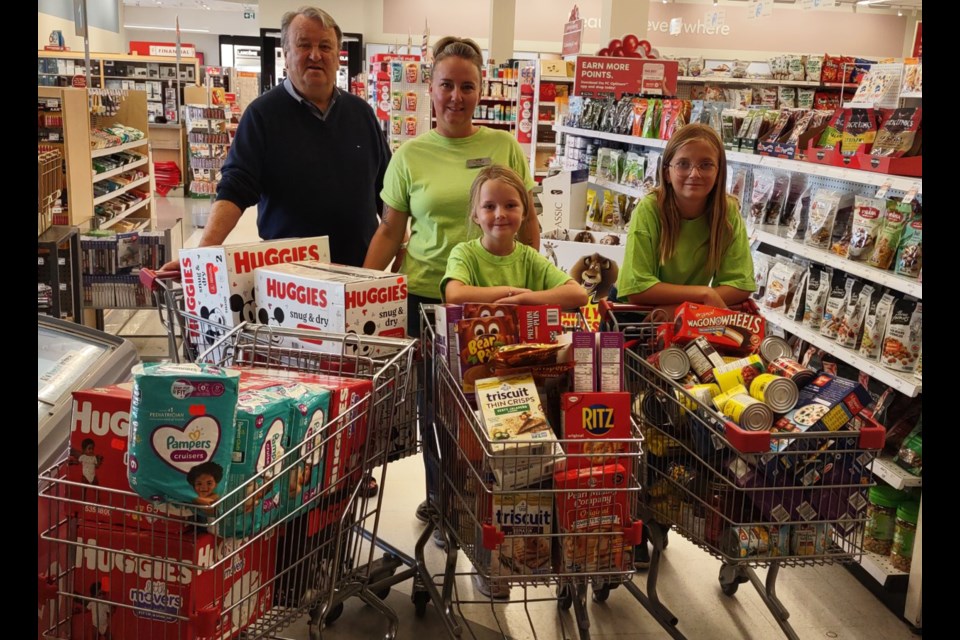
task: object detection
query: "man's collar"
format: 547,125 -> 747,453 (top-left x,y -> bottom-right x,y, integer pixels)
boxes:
283,77 -> 339,112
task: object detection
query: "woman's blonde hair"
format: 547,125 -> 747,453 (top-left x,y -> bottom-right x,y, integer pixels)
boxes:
432,36 -> 483,81
468,165 -> 529,227
655,123 -> 733,273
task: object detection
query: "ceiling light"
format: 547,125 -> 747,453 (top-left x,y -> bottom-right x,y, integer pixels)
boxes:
856,1 -> 889,5
123,24 -> 211,33
713,0 -> 718,5
897,9 -> 903,16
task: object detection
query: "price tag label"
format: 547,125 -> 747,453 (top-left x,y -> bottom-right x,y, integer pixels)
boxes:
902,184 -> 919,204
38,257 -> 45,266
58,258 -> 66,266
59,283 -> 68,291
52,207 -> 63,214
875,181 -> 891,199
49,132 -> 60,141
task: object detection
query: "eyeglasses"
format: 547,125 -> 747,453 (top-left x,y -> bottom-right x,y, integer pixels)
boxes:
669,160 -> 719,175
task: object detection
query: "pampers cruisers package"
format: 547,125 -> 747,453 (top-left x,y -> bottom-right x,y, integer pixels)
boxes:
127,363 -> 240,508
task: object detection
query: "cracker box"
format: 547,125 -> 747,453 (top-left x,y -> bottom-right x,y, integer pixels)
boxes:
457,316 -> 518,394
254,261 -> 407,355
516,305 -> 563,343
479,492 -> 554,577
179,237 -> 330,347
598,332 -> 624,392
475,373 -> 556,459
561,392 -> 632,470
673,302 -> 765,355
554,462 -> 631,572
67,385 -> 188,532
435,304 -> 464,383
72,523 -> 276,640
570,332 -> 596,392
491,442 -> 564,491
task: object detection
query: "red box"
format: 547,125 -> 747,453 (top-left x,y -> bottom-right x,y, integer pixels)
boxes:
673,302 -> 765,355
554,462 -> 631,572
515,305 -> 563,343
68,385 -> 187,532
72,523 -> 276,640
561,392 -> 632,470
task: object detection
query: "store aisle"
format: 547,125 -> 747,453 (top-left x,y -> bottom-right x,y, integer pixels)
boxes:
126,197 -> 920,640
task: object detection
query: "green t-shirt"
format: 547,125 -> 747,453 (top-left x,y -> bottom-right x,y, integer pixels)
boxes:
617,194 -> 756,297
441,239 -> 572,301
380,128 -> 535,298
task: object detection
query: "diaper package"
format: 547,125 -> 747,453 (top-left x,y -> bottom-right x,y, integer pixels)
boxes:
128,363 -> 240,507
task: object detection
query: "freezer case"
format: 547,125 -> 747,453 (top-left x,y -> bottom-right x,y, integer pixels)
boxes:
38,314 -> 139,473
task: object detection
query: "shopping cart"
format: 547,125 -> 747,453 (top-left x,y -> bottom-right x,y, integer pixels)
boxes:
415,305 -> 645,640
620,311 -> 886,640
38,145 -> 64,235
38,323 -> 419,640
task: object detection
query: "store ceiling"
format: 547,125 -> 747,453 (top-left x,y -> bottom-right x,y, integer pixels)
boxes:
124,0 -> 255,10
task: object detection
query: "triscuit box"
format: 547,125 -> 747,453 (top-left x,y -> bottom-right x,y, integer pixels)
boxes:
254,261 -> 407,355
72,522 -> 276,640
561,392 -> 632,470
554,462 -> 631,572
479,492 -> 554,577
475,373 -> 556,458
68,384 -> 186,532
179,237 -> 330,348
491,442 -> 563,491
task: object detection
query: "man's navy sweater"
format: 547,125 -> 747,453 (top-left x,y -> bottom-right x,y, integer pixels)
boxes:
217,84 -> 390,267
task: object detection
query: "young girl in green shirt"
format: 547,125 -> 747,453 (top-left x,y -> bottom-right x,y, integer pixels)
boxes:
442,165 -> 588,308
617,123 -> 755,311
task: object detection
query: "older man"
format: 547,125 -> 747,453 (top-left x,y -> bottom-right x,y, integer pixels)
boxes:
193,6 -> 390,268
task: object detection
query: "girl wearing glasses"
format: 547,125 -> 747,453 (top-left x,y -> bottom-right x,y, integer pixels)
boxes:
617,123 -> 755,311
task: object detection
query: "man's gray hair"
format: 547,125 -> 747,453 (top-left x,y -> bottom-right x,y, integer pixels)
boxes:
281,7 -> 343,53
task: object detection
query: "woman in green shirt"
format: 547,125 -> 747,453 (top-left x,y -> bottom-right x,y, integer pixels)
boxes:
617,123 -> 755,311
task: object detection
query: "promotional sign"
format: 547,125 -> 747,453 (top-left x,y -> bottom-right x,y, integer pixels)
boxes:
129,41 -> 197,57
574,56 -> 679,98
913,21 -> 922,58
562,18 -> 585,56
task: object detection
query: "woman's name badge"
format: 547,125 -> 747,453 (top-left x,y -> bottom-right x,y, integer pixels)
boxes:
466,157 -> 492,169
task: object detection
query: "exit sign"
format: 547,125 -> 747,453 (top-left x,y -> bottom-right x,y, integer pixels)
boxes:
243,10 -> 255,19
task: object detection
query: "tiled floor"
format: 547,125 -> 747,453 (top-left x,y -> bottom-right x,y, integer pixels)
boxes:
110,195 -> 921,640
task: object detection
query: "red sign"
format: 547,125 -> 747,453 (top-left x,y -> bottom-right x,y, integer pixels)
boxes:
371,53 -> 420,63
562,18 -> 584,56
912,21 -> 922,58
375,71 -> 392,121
71,75 -> 87,88
574,56 -> 679,98
129,40 -> 197,57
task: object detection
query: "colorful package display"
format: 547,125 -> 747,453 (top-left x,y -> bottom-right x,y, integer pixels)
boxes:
128,363 -> 240,508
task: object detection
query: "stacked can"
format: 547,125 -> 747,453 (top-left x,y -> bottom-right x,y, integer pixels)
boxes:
766,356 -> 817,389
749,373 -> 799,413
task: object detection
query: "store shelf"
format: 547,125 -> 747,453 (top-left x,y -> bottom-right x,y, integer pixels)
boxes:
554,125 -> 922,194
751,225 -> 922,299
93,176 -> 151,205
859,549 -> 909,585
474,119 -> 514,125
534,170 -> 550,176
900,92 -> 923,99
679,75 -> 821,88
96,197 -> 151,229
92,157 -> 149,183
480,96 -> 514,103
540,102 -> 557,107
588,176 -> 645,199
536,142 -> 556,148
152,141 -> 181,150
756,308 -> 922,397
539,121 -> 557,127
91,139 -> 149,158
542,76 -> 574,82
869,457 -> 922,490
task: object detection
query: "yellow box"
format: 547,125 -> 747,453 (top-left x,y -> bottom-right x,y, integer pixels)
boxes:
540,60 -> 570,77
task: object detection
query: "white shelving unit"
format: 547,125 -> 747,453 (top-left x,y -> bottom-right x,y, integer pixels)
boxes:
860,549 -> 909,586
92,156 -> 149,183
530,73 -> 575,178
90,138 -> 149,158
588,176 -> 645,199
869,457 -> 922,491
679,75 -> 821,88
751,225 -> 922,299
92,176 -> 151,206
756,309 -> 921,397
97,199 -> 152,230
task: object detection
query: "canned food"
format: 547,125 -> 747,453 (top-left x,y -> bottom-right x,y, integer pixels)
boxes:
749,373 -> 799,413
641,391 -> 678,430
759,336 -> 793,365
684,336 -> 726,383
723,393 -> 774,431
712,384 -> 747,412
723,526 -> 770,558
791,523 -> 828,556
677,383 -> 721,412
649,347 -> 691,380
767,357 -> 816,388
713,354 -> 765,392
768,524 -> 792,557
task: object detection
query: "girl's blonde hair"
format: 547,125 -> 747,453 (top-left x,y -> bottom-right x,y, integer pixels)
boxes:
468,165 -> 529,226
432,36 -> 483,81
654,123 -> 734,273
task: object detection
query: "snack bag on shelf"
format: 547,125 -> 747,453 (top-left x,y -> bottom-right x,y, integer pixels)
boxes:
820,55 -> 842,83
846,196 -> 886,261
764,172 -> 792,225
642,99 -> 662,138
785,267 -> 809,321
867,200 -> 912,270
804,189 -> 843,249
859,293 -> 896,360
894,214 -> 922,279
881,299 -> 921,372
631,98 -> 650,137
840,108 -> 881,157
728,165 -> 751,217
760,87 -> 779,108
752,252 -> 773,301
805,55 -> 824,82
783,184 -> 810,240
763,262 -> 804,313
748,169 -> 775,226
813,91 -> 841,111
820,275 -> 858,340
786,55 -> 806,81
836,284 -> 875,349
817,109 -> 848,150
777,86 -> 797,109
797,89 -> 815,110
802,268 -> 831,330
872,107 -> 922,158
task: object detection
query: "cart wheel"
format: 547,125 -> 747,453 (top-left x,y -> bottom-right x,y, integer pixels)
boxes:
413,590 -> 430,618
592,586 -> 611,603
558,586 -> 573,611
718,564 -> 742,598
325,601 -> 344,624
721,582 -> 739,597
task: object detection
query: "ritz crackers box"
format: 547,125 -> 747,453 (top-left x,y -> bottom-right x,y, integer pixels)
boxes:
561,392 -> 633,470
179,238 -> 331,345
254,261 -> 407,356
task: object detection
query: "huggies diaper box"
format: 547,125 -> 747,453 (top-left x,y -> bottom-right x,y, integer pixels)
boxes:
254,261 -> 407,356
178,237 -> 330,349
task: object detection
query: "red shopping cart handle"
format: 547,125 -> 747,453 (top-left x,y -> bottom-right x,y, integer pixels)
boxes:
723,412 -> 886,454
190,603 -> 221,635
481,523 -> 506,550
38,572 -> 57,602
139,268 -> 181,289
623,520 -> 644,545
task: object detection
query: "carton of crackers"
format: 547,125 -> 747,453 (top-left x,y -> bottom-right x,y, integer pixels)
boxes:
561,392 -> 632,470
479,492 -> 554,577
